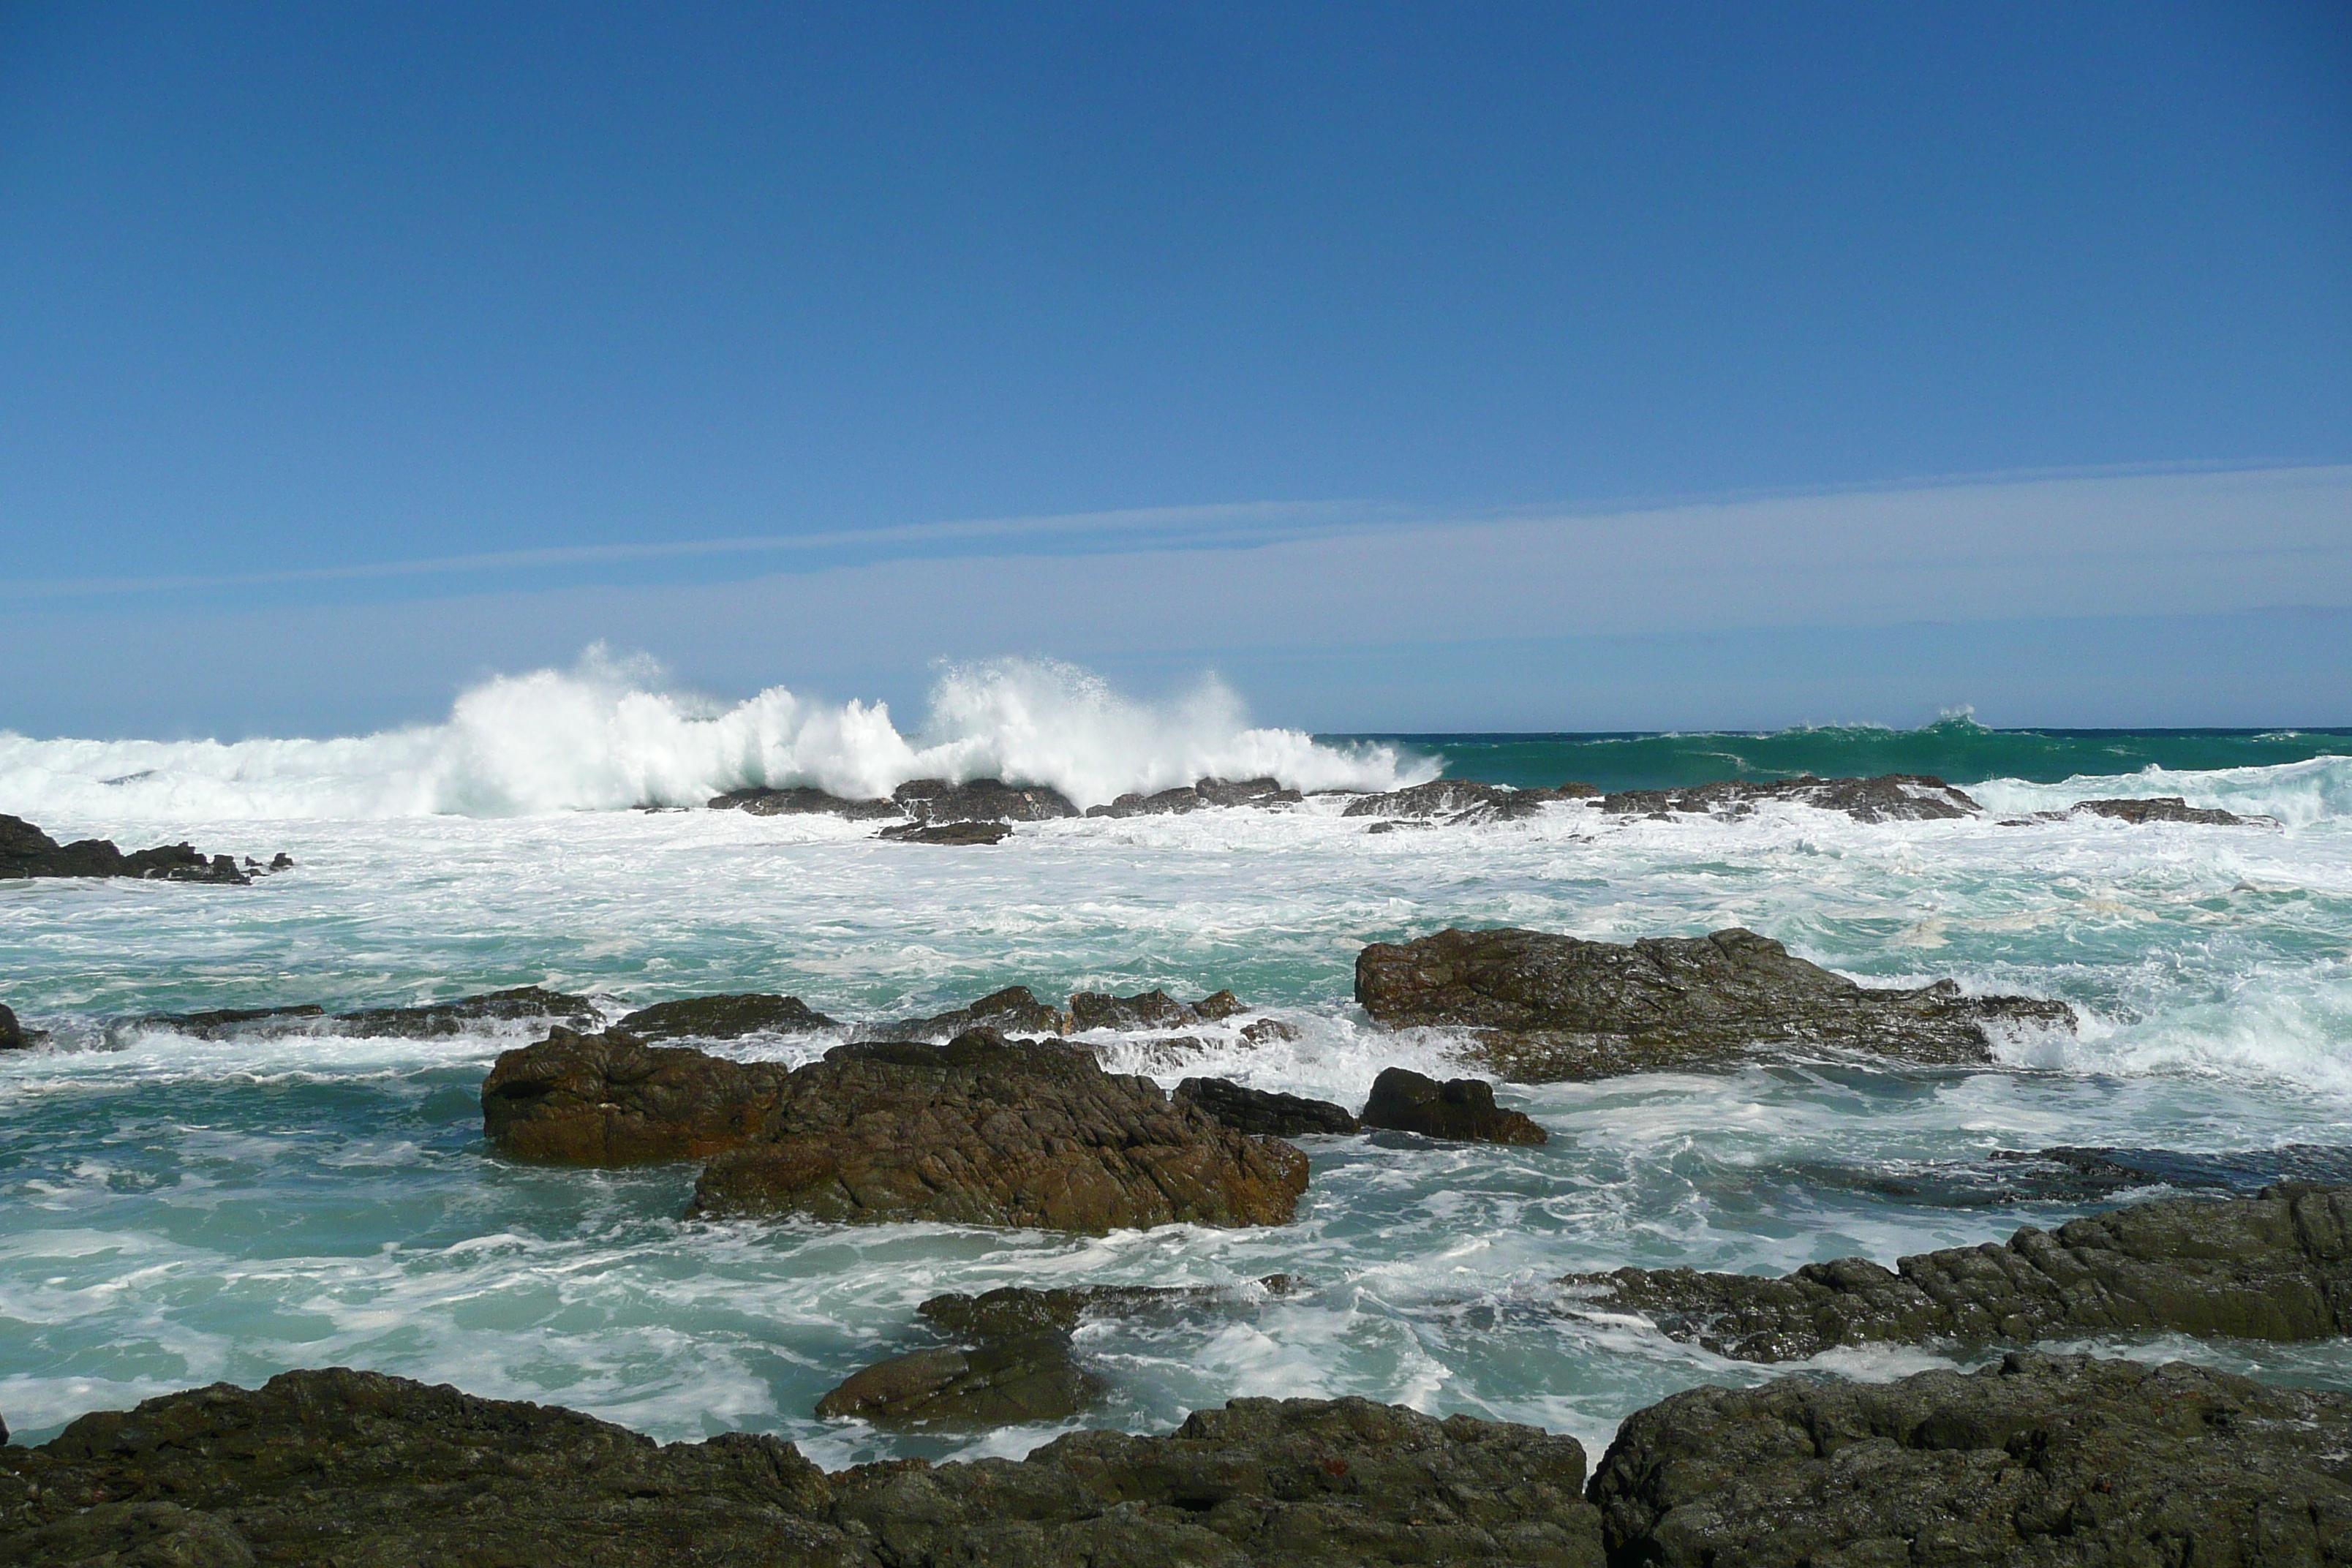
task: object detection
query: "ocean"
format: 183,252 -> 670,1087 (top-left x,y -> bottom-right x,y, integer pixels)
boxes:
2,657 -> 2348,1466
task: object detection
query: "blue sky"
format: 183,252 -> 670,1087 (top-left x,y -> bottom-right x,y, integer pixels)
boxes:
2,2 -> 2348,734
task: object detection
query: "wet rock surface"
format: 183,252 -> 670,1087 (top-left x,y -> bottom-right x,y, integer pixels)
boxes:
1590,1351 -> 2352,1567
708,785 -> 904,819
0,1370 -> 1601,1567
143,987 -> 596,1041
686,1030 -> 1310,1232
0,1004 -> 23,1052
1599,771 -> 1982,822
815,1333 -> 1100,1428
1087,775 -> 1304,817
1357,925 -> 2075,1082
483,1025 -> 795,1164
614,992 -> 837,1041
1342,779 -> 1580,824
889,984 -> 1074,1041
877,820 -> 1013,845
1357,1067 -> 1546,1145
1564,1182 -> 2352,1361
1177,1077 -> 1361,1137
2070,795 -> 2262,826
893,777 -> 1079,823
0,813 -> 279,884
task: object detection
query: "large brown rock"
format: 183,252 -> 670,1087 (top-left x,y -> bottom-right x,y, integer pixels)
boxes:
1358,1067 -> 1546,1145
482,1026 -> 794,1164
1599,772 -> 1981,822
1563,1182 -> 2352,1362
687,1032 -> 1308,1233
1356,926 -> 2076,1081
1591,1352 -> 2352,1567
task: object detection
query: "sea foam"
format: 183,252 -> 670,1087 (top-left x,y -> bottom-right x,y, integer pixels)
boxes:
0,649 -> 1428,821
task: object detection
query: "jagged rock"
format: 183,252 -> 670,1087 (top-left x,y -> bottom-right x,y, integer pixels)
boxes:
0,1005 -> 23,1052
615,993 -> 835,1041
1356,926 -> 2075,1081
0,813 -> 260,884
1068,987 -> 1191,1030
336,987 -> 598,1039
2072,795 -> 2261,826
482,1026 -> 795,1163
687,1030 -> 1310,1233
1358,1067 -> 1546,1145
815,1333 -> 1098,1427
134,1003 -> 328,1038
708,785 -> 904,820
0,1370 -> 1602,1567
1341,780 -> 1568,823
893,778 -> 1079,823
890,985 -> 1072,1041
1561,1182 -> 2352,1361
1240,1017 -> 1300,1044
1600,772 -> 1980,822
1178,1077 -> 1361,1137
1085,776 -> 1304,817
877,820 -> 1011,845
1590,1352 -> 2352,1567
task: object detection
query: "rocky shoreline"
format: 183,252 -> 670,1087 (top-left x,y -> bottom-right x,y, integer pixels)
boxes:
1,813 -> 290,885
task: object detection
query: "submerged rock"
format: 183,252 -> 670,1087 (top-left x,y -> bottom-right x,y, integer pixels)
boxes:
1085,775 -> 1304,817
893,777 -> 1079,823
1591,1352 -> 2352,1567
876,820 -> 1012,845
0,1369 -> 1602,1567
1355,926 -> 2075,1081
0,813 -> 272,884
614,993 -> 836,1041
1177,1077 -> 1361,1137
889,985 -> 1256,1043
708,785 -> 903,819
143,987 -> 595,1042
1357,1067 -> 1546,1145
1599,772 -> 1980,822
483,1025 -> 794,1164
686,1030 -> 1310,1233
1561,1182 -> 2352,1361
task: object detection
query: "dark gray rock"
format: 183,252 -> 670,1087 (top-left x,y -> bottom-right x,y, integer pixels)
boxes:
615,992 -> 836,1041
1562,1182 -> 2352,1362
1068,987 -> 1194,1030
893,777 -> 1079,823
815,1333 -> 1100,1428
133,1003 -> 328,1039
1600,772 -> 1981,822
1591,1352 -> 2352,1567
0,1004 -> 23,1052
684,1030 -> 1311,1233
0,1371 -> 1601,1567
1342,780 -> 1569,824
141,987 -> 595,1043
709,785 -> 904,820
877,820 -> 1012,845
889,984 -> 1072,1041
2072,795 -> 2263,826
1355,926 -> 2076,1082
1177,1077 -> 1361,1137
1358,1067 -> 1546,1145
0,813 -> 263,884
1085,776 -> 1304,817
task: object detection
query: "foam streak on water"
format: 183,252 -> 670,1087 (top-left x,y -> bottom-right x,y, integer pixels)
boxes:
1,681 -> 2349,1459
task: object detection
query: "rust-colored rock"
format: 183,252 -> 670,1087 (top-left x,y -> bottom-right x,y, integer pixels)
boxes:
481,1026 -> 791,1164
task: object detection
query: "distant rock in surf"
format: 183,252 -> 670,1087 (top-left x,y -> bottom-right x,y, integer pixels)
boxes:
894,777 -> 1079,822
884,984 -> 1260,1044
1997,796 -> 2274,827
875,820 -> 1011,845
1354,926 -> 2075,1082
1599,772 -> 1980,822
1357,1066 -> 1546,1145
1561,1182 -> 2352,1362
1342,779 -> 1583,825
611,992 -> 834,1041
1177,1076 -> 1361,1137
138,987 -> 595,1042
686,1029 -> 1309,1233
1086,775 -> 1304,817
0,813 -> 286,885
706,784 -> 902,819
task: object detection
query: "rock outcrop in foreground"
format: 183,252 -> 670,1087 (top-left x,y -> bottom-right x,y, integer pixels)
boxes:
1357,925 -> 2076,1081
1358,1066 -> 1547,1145
0,813 -> 287,885
0,1371 -> 1602,1567
1591,1352 -> 2352,1567
1177,1077 -> 1361,1137
1565,1182 -> 2352,1362
484,1027 -> 1310,1234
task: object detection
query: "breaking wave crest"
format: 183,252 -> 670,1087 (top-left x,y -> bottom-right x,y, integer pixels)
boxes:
0,649 -> 1429,821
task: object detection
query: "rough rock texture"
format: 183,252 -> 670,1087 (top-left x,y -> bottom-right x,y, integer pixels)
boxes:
1357,1067 -> 1547,1145
0,1371 -> 1600,1567
0,1004 -> 23,1052
483,1025 -> 795,1164
1600,772 -> 1981,822
891,986 -> 1251,1042
1086,776 -> 1304,817
687,1031 -> 1311,1232
2072,795 -> 2259,826
1564,1182 -> 2352,1362
1356,926 -> 2076,1082
614,992 -> 837,1041
894,777 -> 1079,823
1591,1352 -> 2352,1567
1178,1077 -> 1361,1137
143,987 -> 596,1042
0,813 -> 266,884
878,820 -> 1013,845
815,1333 -> 1098,1427
890,985 -> 1074,1041
1342,780 -> 1572,824
708,785 -> 905,819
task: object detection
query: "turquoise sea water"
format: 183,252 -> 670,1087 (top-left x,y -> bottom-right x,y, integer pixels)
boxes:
2,669 -> 2348,1465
